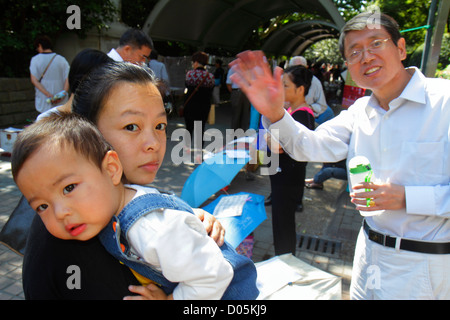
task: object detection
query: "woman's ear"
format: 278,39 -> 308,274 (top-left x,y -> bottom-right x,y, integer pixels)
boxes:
296,85 -> 305,97
102,150 -> 123,186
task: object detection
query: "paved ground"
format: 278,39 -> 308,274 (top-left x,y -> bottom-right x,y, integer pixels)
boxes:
0,102 -> 362,300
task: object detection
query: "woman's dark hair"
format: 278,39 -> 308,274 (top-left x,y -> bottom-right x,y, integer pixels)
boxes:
68,48 -> 113,94
72,62 -> 158,124
283,65 -> 313,96
11,112 -> 113,181
338,11 -> 401,59
191,51 -> 209,66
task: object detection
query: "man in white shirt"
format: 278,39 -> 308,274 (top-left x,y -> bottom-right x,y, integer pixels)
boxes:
230,12 -> 450,299
107,28 -> 153,65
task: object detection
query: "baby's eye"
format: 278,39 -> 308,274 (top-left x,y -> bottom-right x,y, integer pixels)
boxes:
63,184 -> 76,195
124,124 -> 139,132
156,123 -> 167,131
36,204 -> 48,214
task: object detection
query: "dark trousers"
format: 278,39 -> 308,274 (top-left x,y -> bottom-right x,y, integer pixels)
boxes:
184,103 -> 210,147
269,159 -> 307,255
230,89 -> 250,130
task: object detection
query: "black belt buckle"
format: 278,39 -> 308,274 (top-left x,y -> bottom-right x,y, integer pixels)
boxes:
368,228 -> 385,246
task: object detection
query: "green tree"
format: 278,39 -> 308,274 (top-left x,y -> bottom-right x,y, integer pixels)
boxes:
304,39 -> 344,65
0,0 -> 117,77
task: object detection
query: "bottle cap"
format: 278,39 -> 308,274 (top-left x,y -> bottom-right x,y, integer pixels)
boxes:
349,163 -> 372,174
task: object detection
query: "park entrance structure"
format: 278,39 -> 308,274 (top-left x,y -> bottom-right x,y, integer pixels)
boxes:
142,0 -> 345,56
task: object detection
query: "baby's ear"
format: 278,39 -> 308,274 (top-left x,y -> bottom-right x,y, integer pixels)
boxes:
102,150 -> 123,185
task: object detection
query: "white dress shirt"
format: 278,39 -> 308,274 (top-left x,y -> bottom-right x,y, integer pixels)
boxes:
125,185 -> 233,300
306,76 -> 328,116
264,67 -> 450,242
107,48 -> 123,62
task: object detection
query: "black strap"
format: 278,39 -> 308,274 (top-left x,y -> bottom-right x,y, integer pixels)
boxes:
39,54 -> 57,82
363,219 -> 450,254
184,72 -> 208,105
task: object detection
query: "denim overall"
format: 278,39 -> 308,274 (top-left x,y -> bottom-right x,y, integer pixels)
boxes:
98,192 -> 259,300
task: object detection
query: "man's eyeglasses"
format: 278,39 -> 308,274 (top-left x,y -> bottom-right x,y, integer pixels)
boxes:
345,38 -> 391,65
140,54 -> 150,63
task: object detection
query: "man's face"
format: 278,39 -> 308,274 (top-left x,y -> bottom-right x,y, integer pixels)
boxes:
344,27 -> 407,94
123,45 -> 151,65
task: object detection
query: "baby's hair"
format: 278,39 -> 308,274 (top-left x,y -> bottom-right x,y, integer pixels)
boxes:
283,65 -> 313,96
11,112 -> 113,181
72,62 -> 160,124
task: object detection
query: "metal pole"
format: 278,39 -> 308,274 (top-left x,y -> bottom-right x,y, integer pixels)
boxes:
424,0 -> 450,77
420,0 -> 438,74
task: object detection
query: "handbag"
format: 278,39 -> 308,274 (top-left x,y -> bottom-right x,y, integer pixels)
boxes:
39,53 -> 57,82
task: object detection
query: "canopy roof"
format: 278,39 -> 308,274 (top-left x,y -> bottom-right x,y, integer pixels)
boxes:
142,0 -> 345,56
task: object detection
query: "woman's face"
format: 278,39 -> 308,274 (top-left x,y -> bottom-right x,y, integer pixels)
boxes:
282,73 -> 304,105
97,81 -> 167,185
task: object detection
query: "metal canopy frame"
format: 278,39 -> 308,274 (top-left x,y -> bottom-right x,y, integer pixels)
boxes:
142,0 -> 345,56
261,19 -> 341,56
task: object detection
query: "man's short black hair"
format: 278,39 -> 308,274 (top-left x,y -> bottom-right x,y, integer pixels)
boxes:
119,28 -> 154,50
34,35 -> 53,50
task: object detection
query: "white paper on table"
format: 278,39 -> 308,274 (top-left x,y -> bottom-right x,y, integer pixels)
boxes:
213,194 -> 249,218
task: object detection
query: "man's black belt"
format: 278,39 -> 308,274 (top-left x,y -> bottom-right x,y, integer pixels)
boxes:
363,219 -> 450,254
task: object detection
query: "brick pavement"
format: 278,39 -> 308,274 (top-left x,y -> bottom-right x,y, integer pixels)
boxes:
0,102 -> 362,300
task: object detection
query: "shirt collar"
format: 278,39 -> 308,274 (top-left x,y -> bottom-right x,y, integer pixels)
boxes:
108,48 -> 123,62
365,67 -> 427,118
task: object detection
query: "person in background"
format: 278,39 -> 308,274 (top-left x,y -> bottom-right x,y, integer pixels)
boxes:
183,51 -> 215,149
226,67 -> 251,130
107,28 -> 153,65
148,49 -> 171,109
36,48 -> 113,121
212,59 -> 224,105
29,35 -> 69,114
268,65 -> 315,255
305,159 -> 347,190
288,56 -> 334,124
148,50 -> 170,86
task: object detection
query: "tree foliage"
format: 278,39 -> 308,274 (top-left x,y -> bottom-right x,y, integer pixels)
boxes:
2,0 -> 448,77
0,0 -> 117,77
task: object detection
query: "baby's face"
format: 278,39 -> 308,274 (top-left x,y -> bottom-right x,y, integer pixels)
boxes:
97,81 -> 167,185
16,144 -> 124,241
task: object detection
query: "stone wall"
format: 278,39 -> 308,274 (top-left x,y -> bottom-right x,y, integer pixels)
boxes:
0,78 -> 38,128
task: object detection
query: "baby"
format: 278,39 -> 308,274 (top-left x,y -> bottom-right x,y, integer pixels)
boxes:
11,112 -> 258,300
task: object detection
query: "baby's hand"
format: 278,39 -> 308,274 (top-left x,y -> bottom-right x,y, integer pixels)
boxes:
193,208 -> 225,246
124,284 -> 173,300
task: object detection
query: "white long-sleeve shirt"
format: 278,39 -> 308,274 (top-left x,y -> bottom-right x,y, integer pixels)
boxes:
306,76 -> 328,117
264,67 -> 450,241
126,185 -> 233,300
